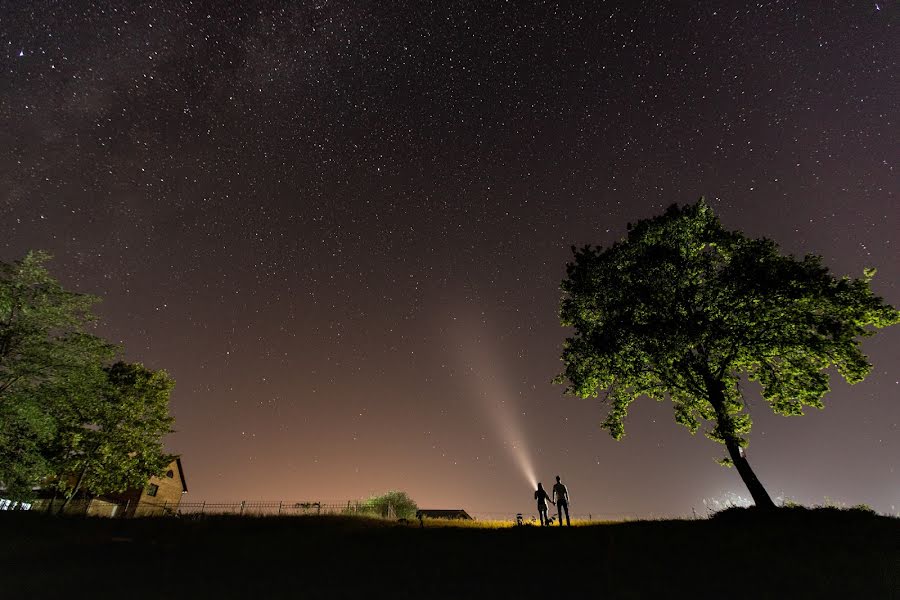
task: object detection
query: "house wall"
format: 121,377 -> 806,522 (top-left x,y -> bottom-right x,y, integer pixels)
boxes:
27,458 -> 186,518
133,459 -> 185,516
86,499 -> 122,517
30,498 -> 123,516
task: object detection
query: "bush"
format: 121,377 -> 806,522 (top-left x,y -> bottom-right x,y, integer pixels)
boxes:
365,491 -> 417,520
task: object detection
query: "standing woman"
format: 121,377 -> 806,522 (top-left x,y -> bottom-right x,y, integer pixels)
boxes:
534,483 -> 555,526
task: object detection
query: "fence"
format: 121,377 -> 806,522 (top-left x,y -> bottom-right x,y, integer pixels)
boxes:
173,500 -> 392,518
171,504 -> 623,522
15,498 -> 637,522
22,498 -> 406,519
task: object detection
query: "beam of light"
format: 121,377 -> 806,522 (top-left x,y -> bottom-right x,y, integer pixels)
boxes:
453,322 -> 538,492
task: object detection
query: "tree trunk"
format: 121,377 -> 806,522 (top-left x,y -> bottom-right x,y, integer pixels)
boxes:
705,377 -> 777,510
58,464 -> 89,515
45,488 -> 58,514
722,436 -> 775,509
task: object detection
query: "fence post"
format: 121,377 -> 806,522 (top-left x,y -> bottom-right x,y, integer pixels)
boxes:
200,501 -> 205,515
162,500 -> 168,516
278,501 -> 283,516
240,500 -> 245,516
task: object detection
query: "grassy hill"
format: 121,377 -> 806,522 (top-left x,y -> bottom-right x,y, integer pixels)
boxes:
3,507 -> 897,599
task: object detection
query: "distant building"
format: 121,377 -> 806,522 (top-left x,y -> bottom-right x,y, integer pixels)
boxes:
416,509 -> 473,520
31,457 -> 188,517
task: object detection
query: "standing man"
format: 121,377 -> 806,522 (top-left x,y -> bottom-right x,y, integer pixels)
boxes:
552,475 -> 570,526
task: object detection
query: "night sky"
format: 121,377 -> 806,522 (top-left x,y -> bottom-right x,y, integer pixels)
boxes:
2,2 -> 897,518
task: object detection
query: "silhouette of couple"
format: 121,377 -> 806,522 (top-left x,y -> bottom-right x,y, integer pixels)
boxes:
534,476 -> 570,526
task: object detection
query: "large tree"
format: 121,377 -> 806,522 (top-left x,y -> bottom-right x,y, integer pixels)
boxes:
54,362 -> 175,507
0,251 -> 116,499
556,200 -> 899,508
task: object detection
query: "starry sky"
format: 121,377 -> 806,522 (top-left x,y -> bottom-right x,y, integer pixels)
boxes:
2,1 -> 897,518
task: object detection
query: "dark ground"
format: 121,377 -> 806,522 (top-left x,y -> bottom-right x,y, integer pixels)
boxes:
2,507 -> 897,599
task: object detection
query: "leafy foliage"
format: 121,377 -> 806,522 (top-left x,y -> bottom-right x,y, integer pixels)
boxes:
0,252 -> 175,501
556,199 -> 898,504
53,362 -> 176,500
366,490 -> 418,520
0,251 -> 116,498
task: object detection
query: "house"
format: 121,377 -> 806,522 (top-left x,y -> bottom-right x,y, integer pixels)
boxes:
415,509 -> 473,520
31,457 -> 188,517
109,457 -> 188,517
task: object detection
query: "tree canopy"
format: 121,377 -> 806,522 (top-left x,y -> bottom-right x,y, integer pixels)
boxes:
53,362 -> 175,503
0,251 -> 116,498
556,199 -> 898,507
0,251 -> 175,501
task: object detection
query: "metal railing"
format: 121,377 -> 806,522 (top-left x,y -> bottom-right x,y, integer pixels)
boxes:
17,498 -> 636,522
173,500 -> 389,518
23,498 -> 404,519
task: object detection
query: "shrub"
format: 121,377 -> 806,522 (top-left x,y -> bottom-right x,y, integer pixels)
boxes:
365,490 -> 417,520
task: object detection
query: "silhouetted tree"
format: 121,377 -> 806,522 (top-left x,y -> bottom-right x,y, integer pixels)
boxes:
556,199 -> 899,508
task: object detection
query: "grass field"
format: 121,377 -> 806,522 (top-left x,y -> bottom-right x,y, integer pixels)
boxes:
3,507 -> 897,599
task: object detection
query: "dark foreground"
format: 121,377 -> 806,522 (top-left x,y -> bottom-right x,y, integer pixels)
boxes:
3,507 -> 897,599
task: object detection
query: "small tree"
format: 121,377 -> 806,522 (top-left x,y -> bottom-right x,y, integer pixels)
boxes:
366,490 -> 418,519
556,200 -> 898,508
0,252 -> 116,499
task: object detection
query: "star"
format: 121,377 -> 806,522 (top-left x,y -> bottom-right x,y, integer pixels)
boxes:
0,0 -> 895,518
